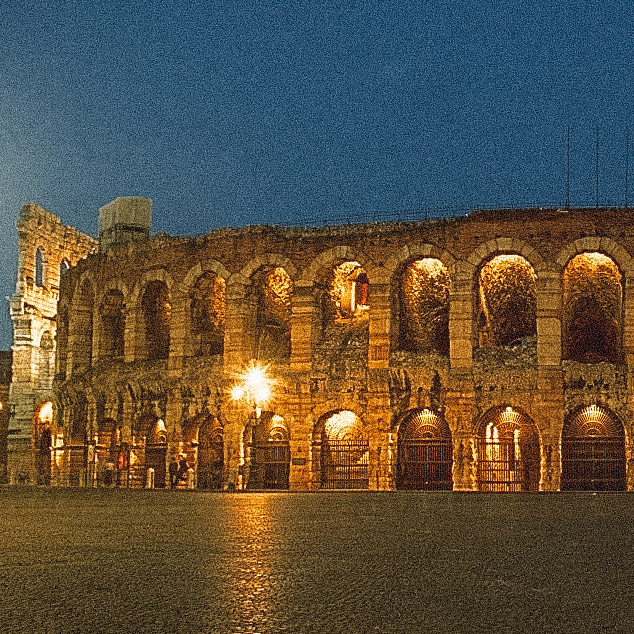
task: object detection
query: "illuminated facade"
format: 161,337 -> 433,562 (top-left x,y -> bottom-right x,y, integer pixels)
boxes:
14,200 -> 634,491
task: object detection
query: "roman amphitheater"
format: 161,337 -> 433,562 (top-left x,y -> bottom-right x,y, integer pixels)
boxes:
9,198 -> 634,492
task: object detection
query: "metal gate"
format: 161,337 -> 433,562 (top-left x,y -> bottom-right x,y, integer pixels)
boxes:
477,438 -> 540,492
321,439 -> 369,489
255,441 -> 290,489
561,438 -> 626,491
397,439 -> 453,490
197,439 -> 224,489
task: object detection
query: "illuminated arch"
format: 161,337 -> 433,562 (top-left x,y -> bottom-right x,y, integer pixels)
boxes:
396,408 -> 453,490
397,258 -> 451,354
476,254 -> 537,348
562,252 -> 623,362
315,410 -> 369,489
475,406 -> 541,492
561,405 -> 626,491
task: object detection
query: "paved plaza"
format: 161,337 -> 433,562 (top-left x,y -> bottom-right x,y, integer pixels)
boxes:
2,489 -> 634,633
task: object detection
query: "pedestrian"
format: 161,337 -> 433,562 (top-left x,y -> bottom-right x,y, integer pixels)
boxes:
168,458 -> 179,489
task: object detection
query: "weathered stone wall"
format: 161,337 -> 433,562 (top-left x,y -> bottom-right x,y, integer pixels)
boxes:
8,203 -> 96,483
0,351 -> 12,484
48,205 -> 634,491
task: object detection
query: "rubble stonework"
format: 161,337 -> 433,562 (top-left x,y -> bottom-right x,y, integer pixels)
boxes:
7,203 -> 97,483
14,201 -> 634,491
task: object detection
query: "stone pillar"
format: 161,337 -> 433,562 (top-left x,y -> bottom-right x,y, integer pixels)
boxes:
449,267 -> 473,370
224,279 -> 249,372
446,377 -> 476,491
368,283 -> 390,370
623,275 -> 634,366
290,282 -> 314,372
124,303 -> 138,363
168,292 -> 188,374
223,403 -> 245,491
536,370 -> 564,491
536,269 -> 562,368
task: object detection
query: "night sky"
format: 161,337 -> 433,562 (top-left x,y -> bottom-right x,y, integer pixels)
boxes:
1,1 -> 633,347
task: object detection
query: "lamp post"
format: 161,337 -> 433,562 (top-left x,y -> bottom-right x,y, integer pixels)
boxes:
231,363 -> 272,490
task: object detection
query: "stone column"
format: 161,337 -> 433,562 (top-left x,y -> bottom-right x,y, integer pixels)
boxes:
368,283 -> 390,370
449,267 -> 473,371
168,292 -> 188,375
536,268 -> 562,368
224,279 -> 250,372
290,282 -> 314,372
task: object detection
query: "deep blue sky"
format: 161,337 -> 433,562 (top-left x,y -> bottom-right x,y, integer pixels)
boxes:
1,1 -> 633,347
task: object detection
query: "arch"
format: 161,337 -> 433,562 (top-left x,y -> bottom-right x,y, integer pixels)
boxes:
99,288 -> 126,358
140,280 -> 171,360
476,254 -> 537,348
249,266 -> 293,360
555,236 -> 634,276
189,271 -> 226,356
239,253 -> 298,282
191,415 -> 224,490
248,412 -> 290,489
70,276 -> 95,372
300,246 -> 374,285
396,408 -> 453,490
466,237 -> 547,274
180,260 -> 231,292
33,401 -> 54,485
35,246 -> 46,287
475,406 -> 541,492
562,252 -> 623,363
314,409 -> 369,489
129,268 -> 175,307
396,257 -> 451,355
561,405 -> 626,491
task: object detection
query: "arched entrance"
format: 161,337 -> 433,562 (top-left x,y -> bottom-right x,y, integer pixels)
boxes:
476,406 -> 540,492
396,408 -> 453,490
317,410 -> 369,489
561,405 -> 626,491
144,418 -> 168,488
34,402 -> 54,485
197,417 -> 224,489
251,413 -> 290,489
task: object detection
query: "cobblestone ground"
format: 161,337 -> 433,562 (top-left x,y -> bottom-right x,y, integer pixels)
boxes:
2,489 -> 634,633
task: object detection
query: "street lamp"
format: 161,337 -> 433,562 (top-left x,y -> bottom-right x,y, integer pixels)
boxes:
230,362 -> 273,490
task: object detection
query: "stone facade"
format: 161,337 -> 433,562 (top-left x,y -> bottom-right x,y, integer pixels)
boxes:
0,351 -> 12,483
25,201 -> 634,491
7,203 -> 96,483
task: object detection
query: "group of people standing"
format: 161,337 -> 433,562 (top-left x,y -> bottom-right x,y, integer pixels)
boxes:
168,456 -> 190,489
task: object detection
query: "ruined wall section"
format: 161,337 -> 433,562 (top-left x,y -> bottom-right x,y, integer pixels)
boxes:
8,203 -> 97,480
52,206 -> 634,490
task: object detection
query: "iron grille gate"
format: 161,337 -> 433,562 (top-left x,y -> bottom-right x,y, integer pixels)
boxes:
561,438 -> 626,491
321,439 -> 369,489
477,439 -> 540,492
397,439 -> 453,490
254,441 -> 290,489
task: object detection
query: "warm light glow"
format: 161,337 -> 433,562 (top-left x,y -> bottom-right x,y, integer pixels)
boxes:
231,385 -> 245,401
38,401 -> 53,424
324,410 -> 363,440
231,361 -> 275,408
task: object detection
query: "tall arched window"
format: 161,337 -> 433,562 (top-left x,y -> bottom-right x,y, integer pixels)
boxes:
476,254 -> 536,348
35,248 -> 45,287
141,281 -> 171,360
399,258 -> 450,354
563,253 -> 622,363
